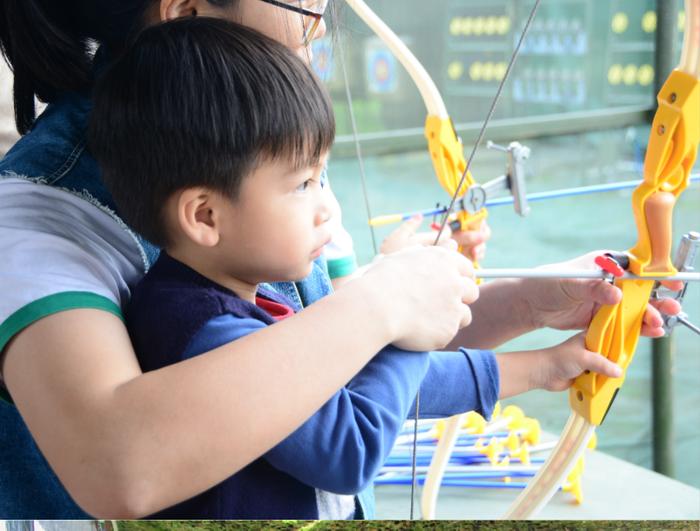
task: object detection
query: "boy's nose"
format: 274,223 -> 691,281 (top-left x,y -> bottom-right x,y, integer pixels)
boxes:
316,194 -> 333,225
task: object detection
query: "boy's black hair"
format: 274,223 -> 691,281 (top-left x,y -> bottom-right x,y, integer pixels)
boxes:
88,17 -> 335,248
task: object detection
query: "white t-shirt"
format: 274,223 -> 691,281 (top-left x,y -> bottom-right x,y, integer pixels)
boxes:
0,178 -> 146,354
322,179 -> 358,280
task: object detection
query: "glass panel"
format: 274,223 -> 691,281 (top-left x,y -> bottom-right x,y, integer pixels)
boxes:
314,0 -> 686,137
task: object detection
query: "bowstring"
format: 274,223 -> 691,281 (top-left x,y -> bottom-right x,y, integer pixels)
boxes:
417,0 -> 542,520
339,0 -> 542,519
434,0 -> 542,244
338,23 -> 379,255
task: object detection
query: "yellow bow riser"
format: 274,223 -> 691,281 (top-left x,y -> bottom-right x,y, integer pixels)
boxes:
571,69 -> 699,426
425,116 -> 487,260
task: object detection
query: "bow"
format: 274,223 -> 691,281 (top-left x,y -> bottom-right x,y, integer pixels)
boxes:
343,0 -> 545,519
343,0 -> 698,520
504,0 -> 699,518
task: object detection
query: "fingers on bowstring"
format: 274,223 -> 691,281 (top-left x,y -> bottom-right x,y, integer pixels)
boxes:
452,226 -> 484,248
430,220 -> 453,240
413,232 -> 446,246
396,214 -> 423,236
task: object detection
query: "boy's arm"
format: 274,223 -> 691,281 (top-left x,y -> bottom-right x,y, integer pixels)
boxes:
495,333 -> 622,398
266,344 -> 431,494
184,314 -> 432,495
411,349 -> 499,420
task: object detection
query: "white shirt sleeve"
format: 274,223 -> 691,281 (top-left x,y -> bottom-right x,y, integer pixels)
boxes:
321,173 -> 358,279
0,178 -> 146,352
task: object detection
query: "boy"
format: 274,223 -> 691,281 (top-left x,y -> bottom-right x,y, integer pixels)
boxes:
89,17 -> 619,519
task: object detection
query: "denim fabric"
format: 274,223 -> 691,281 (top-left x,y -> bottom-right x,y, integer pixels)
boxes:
0,93 -> 337,517
0,400 -> 89,518
0,93 -> 160,265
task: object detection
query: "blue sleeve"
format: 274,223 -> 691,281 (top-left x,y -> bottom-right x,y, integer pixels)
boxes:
184,315 -> 431,495
266,344 -> 430,494
182,314 -> 265,358
412,349 -> 499,421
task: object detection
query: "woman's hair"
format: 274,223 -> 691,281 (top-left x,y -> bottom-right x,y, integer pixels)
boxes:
88,17 -> 335,248
0,0 -> 238,134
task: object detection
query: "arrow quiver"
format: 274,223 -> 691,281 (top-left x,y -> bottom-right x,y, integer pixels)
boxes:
570,70 -> 699,426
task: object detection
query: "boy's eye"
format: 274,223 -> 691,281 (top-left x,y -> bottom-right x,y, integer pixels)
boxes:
295,179 -> 312,192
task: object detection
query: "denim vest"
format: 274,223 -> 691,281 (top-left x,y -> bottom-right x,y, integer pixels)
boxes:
0,93 -> 379,519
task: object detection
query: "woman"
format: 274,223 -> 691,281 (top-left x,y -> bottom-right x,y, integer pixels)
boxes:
0,0 -> 678,519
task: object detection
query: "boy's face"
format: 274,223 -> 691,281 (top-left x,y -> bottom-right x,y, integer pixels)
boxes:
216,154 -> 333,284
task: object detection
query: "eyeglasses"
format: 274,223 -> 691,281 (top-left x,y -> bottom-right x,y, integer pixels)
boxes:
258,0 -> 328,46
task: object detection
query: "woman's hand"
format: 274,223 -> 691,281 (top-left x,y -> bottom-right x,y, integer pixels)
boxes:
379,215 -> 453,254
452,220 -> 491,262
522,251 -> 682,337
379,215 -> 491,262
358,245 -> 479,352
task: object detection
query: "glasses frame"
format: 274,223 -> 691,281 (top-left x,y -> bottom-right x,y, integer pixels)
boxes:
257,0 -> 326,46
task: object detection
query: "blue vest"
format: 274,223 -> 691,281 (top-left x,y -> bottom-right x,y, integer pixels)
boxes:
130,253 -> 339,519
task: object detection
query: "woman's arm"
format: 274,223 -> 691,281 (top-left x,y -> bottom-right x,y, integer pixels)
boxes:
446,278 -> 533,350
449,252 -> 681,351
3,293 -> 392,518
2,245 -> 474,518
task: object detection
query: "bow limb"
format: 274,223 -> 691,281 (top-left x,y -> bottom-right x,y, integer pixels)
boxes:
344,0 -> 485,519
343,0 -> 484,226
505,0 -> 700,519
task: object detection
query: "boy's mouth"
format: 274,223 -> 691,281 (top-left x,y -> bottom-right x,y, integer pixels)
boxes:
310,237 -> 331,259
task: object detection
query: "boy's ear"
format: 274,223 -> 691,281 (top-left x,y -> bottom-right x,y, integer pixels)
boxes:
176,188 -> 221,247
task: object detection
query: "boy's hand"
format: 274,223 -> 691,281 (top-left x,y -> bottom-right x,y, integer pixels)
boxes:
522,251 -> 682,337
533,333 -> 622,392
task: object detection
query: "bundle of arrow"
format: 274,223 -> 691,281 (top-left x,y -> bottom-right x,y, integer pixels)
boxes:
375,404 -> 594,506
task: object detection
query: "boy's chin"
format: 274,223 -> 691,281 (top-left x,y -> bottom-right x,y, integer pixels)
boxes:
295,263 -> 315,281
273,263 -> 314,283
